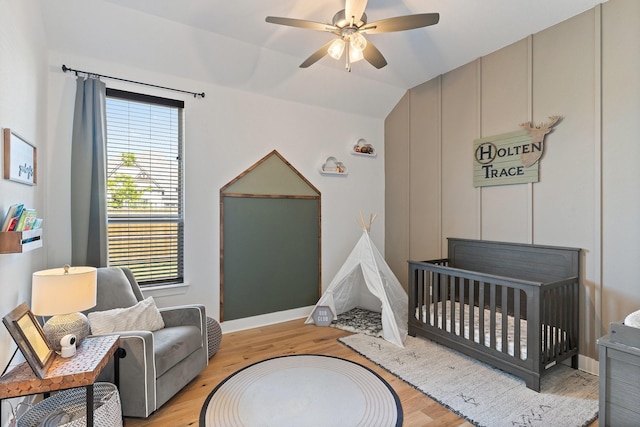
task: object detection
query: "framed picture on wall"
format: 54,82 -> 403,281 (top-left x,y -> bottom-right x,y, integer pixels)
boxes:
2,303 -> 55,378
3,128 -> 37,186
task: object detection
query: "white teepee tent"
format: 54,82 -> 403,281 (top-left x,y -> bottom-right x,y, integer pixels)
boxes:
306,215 -> 408,347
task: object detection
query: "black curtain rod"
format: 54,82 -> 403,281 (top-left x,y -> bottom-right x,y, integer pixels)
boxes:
61,64 -> 205,99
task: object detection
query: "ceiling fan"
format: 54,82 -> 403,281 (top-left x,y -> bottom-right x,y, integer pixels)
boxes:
266,0 -> 439,71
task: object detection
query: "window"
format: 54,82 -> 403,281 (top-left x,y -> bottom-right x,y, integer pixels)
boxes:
105,88 -> 184,286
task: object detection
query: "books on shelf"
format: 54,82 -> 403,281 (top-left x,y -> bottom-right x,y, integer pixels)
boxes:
1,204 -> 23,232
1,204 -> 42,232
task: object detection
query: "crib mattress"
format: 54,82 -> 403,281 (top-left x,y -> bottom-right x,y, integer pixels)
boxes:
419,302 -> 528,360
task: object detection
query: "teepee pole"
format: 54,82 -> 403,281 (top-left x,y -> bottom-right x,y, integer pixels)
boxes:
358,211 -> 377,233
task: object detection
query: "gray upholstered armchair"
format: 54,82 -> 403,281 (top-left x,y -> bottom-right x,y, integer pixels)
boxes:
84,267 -> 208,418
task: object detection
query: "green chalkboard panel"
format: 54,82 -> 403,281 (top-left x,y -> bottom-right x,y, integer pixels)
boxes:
222,196 -> 320,321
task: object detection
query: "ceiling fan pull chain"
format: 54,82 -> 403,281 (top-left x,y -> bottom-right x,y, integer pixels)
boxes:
345,42 -> 352,72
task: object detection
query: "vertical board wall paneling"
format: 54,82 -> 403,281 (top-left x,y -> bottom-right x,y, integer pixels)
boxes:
384,92 -> 411,289
409,78 -> 442,261
532,7 -> 599,358
385,0 -> 640,362
601,0 -> 640,337
479,38 -> 532,243
440,60 -> 481,251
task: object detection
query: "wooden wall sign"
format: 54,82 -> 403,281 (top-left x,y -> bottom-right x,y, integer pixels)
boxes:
473,116 -> 560,188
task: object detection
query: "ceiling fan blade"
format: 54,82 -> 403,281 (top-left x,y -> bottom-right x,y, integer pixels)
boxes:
345,0 -> 368,23
361,13 -> 439,34
363,41 -> 387,69
266,16 -> 337,32
299,40 -> 335,68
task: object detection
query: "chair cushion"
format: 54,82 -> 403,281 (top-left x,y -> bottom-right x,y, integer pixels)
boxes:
153,325 -> 203,378
94,268 -> 139,310
88,297 -> 165,335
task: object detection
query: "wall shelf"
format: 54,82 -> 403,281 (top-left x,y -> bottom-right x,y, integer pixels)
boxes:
0,228 -> 42,254
351,138 -> 376,157
319,156 -> 348,176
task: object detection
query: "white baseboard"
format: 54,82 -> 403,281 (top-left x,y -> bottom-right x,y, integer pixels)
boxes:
578,354 -> 599,376
220,306 -> 314,334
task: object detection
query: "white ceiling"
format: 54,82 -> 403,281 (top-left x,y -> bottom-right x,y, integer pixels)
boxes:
40,0 -> 603,118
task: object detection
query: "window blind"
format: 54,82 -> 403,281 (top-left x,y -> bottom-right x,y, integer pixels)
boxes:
105,89 -> 184,285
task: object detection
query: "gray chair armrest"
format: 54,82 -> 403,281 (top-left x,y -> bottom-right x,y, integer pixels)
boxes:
160,305 -> 207,349
160,304 -> 206,331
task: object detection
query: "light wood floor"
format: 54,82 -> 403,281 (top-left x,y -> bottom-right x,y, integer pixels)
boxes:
123,319 -> 598,426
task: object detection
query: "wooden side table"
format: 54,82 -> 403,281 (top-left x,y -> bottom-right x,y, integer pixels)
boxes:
0,334 -> 120,426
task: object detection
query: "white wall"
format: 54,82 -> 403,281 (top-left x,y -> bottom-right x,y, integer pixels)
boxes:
0,0 -> 48,422
45,52 -> 386,331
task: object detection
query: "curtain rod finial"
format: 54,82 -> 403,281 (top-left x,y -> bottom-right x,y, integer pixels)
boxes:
62,64 -> 68,72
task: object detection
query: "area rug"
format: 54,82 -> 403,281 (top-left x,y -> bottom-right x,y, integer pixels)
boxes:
331,307 -> 383,337
199,354 -> 402,427
339,334 -> 599,427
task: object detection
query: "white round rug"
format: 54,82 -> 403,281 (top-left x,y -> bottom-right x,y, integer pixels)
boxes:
200,354 -> 402,427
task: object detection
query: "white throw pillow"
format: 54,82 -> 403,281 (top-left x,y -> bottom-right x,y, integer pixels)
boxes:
624,309 -> 640,328
88,297 -> 165,335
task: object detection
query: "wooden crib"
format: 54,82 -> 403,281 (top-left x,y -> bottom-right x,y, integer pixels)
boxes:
408,238 -> 581,391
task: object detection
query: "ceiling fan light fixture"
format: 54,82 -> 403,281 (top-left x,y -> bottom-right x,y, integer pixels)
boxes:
328,39 -> 346,60
350,32 -> 367,52
349,44 -> 364,63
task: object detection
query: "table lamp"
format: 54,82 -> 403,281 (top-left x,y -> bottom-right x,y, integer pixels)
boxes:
31,265 -> 97,351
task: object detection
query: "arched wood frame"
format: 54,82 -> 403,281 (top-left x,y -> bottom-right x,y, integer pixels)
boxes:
220,150 -> 321,321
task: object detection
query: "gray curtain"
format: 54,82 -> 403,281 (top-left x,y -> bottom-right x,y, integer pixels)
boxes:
70,76 -> 108,267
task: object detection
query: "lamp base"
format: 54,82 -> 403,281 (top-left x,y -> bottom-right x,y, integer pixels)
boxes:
43,312 -> 91,351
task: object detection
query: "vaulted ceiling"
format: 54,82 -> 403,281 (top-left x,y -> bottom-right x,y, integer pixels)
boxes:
40,0 -> 603,118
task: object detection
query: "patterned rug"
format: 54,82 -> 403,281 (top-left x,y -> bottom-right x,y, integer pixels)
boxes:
339,334 -> 599,427
199,354 -> 402,427
331,307 -> 383,337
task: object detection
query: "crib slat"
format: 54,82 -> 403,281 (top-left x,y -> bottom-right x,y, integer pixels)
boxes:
433,272 -> 440,327
450,275 -> 456,335
555,287 -> 561,358
469,280 -> 476,343
459,278 -> 465,338
490,284 -> 497,350
479,281 -> 485,347
442,273 -> 448,331
502,286 -> 508,354
425,270 -> 430,323
514,290 -> 521,360
561,284 -> 568,353
417,268 -> 424,323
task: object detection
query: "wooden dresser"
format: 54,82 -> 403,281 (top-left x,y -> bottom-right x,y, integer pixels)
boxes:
597,322 -> 640,427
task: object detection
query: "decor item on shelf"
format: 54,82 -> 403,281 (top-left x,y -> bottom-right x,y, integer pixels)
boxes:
31,265 -> 97,351
266,0 -> 439,72
320,156 -> 348,175
352,138 -> 375,156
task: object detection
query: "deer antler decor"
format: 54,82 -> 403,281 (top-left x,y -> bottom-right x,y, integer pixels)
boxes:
519,116 -> 562,167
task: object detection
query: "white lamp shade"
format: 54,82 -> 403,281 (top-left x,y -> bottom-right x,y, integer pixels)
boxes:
32,266 -> 97,316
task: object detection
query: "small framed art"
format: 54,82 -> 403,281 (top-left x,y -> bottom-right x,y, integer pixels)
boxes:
3,128 -> 37,185
2,303 -> 54,378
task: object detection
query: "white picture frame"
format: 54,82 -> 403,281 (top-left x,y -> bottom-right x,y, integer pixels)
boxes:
3,128 -> 37,186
